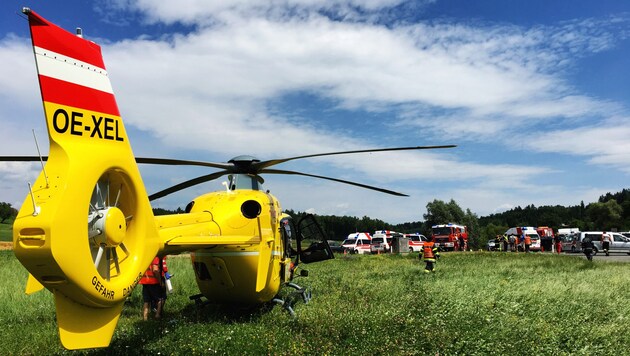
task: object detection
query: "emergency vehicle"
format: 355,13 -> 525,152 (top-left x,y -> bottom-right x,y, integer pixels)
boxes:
536,226 -> 555,252
431,224 -> 468,251
406,233 -> 429,252
370,230 -> 400,253
505,227 -> 541,251
341,232 -> 372,254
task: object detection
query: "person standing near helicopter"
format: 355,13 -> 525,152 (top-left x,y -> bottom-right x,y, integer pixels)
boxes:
139,256 -> 168,320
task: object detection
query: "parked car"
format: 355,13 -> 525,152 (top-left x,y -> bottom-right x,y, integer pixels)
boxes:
591,232 -> 630,255
327,240 -> 344,253
341,237 -> 371,254
526,235 -> 541,251
370,237 -> 392,254
568,231 -> 630,255
487,237 -> 499,251
561,233 -> 580,253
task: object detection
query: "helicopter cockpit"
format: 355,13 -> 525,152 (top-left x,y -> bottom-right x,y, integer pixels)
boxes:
228,174 -> 264,191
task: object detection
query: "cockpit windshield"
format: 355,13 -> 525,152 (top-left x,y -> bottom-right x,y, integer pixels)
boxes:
229,174 -> 264,191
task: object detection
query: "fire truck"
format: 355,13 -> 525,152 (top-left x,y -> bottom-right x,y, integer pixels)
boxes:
536,226 -> 555,252
431,223 -> 468,251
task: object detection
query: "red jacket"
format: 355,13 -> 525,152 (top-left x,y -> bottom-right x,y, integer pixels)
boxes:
139,257 -> 168,285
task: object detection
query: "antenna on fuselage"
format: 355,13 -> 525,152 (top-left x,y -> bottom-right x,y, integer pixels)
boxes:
32,129 -> 48,188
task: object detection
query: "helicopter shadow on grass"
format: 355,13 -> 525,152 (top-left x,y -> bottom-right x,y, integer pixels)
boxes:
83,300 -> 277,355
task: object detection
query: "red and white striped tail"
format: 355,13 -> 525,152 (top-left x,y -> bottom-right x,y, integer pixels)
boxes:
26,8 -> 120,119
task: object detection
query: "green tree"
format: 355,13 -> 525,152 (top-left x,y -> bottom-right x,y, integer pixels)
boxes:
462,208 -> 480,249
424,199 -> 467,226
0,202 -> 18,223
586,200 -> 623,231
447,199 -> 465,223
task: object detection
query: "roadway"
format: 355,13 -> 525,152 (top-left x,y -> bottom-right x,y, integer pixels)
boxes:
564,251 -> 630,262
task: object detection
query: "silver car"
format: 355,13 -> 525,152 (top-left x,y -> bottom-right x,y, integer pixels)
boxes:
576,232 -> 630,255
593,232 -> 630,255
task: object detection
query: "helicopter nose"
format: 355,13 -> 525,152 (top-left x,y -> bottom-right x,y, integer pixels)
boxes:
241,200 -> 262,219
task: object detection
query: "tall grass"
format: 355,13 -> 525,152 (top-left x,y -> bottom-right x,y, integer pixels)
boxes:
1,250 -> 629,355
0,222 -> 12,241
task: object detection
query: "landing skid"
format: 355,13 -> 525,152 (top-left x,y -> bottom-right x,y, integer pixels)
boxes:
272,282 -> 312,318
189,293 -> 211,307
189,282 -> 313,317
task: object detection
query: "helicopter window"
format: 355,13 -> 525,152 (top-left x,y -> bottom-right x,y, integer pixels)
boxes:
185,201 -> 194,213
281,218 -> 293,238
229,174 -> 263,191
193,261 -> 211,281
280,217 -> 298,257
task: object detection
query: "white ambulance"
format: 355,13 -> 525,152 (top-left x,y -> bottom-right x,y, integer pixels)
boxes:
341,232 -> 372,254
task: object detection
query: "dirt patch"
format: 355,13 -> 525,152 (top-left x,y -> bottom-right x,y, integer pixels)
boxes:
0,241 -> 13,250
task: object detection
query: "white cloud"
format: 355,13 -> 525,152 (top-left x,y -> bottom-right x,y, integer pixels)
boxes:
525,118 -> 630,173
1,2 -> 629,223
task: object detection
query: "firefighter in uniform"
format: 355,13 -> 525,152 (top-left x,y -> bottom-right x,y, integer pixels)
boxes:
524,233 -> 531,253
582,235 -> 594,261
421,240 -> 439,273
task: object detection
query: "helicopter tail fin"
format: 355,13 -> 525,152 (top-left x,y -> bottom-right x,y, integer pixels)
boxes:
54,290 -> 124,349
13,9 -> 160,349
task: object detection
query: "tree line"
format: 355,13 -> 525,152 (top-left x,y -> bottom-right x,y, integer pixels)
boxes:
290,189 -> 630,249
2,188 -> 629,249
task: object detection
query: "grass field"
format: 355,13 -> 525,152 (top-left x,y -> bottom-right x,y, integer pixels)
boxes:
1,250 -> 629,355
0,222 -> 12,242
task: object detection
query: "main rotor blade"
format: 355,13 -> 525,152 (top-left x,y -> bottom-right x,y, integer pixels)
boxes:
0,156 -> 232,170
261,168 -> 408,197
135,157 -> 232,170
254,145 -> 456,170
148,170 -> 230,201
0,156 -> 47,161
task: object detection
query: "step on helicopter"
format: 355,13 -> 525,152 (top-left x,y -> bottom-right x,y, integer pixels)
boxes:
2,9 -> 456,350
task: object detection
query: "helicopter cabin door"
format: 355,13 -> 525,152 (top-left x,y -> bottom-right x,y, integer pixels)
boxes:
297,214 -> 334,263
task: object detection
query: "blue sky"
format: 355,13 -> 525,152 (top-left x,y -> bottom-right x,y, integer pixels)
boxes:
1,1 -> 629,224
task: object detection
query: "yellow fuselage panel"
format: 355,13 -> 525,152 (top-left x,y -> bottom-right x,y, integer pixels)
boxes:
187,190 -> 285,304
192,251 -> 280,304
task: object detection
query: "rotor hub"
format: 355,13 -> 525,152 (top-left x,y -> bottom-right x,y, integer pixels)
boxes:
90,207 -> 126,247
228,155 -> 260,173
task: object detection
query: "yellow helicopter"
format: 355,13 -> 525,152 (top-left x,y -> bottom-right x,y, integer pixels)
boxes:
3,9 -> 456,350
